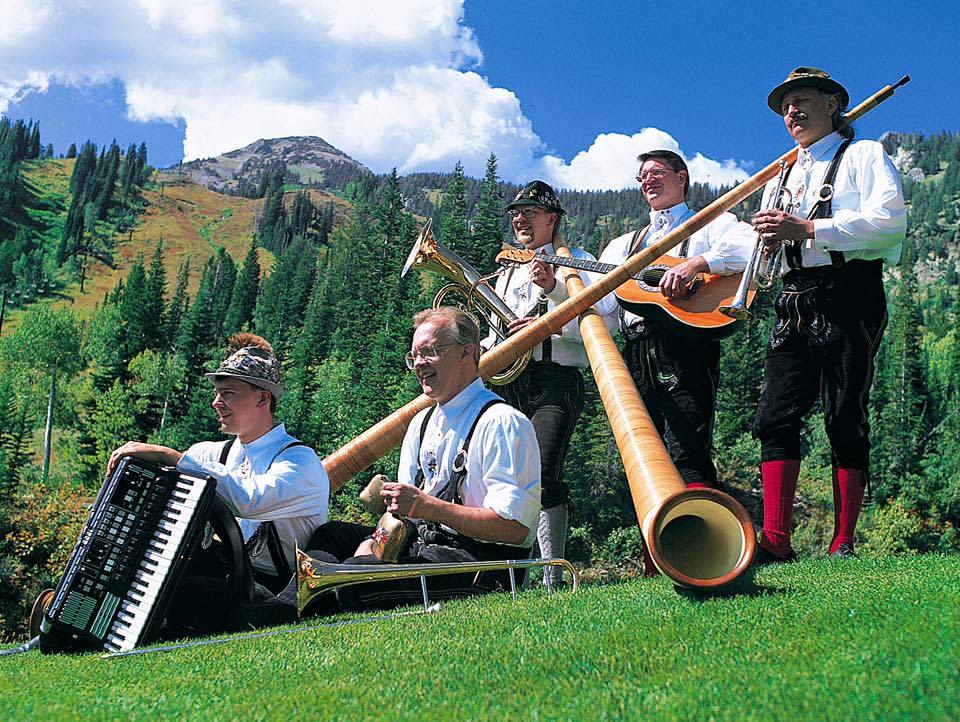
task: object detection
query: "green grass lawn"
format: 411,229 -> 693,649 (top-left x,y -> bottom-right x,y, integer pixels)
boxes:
2,555 -> 957,721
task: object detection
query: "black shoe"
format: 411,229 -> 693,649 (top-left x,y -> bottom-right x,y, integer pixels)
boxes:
830,543 -> 857,558
754,545 -> 798,566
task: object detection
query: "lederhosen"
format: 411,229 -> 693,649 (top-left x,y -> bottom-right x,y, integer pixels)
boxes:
620,225 -> 720,485
754,139 -> 887,470
497,266 -> 584,509
307,399 -> 532,612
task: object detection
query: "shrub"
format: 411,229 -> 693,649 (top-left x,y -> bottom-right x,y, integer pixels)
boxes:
0,481 -> 91,640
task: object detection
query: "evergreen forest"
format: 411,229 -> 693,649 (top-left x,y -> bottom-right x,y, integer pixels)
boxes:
0,119 -> 958,640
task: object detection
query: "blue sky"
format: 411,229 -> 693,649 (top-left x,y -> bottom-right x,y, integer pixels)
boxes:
1,0 -> 954,189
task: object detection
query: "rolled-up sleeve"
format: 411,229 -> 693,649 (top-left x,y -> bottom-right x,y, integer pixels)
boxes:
472,411 -> 541,531
700,214 -> 756,275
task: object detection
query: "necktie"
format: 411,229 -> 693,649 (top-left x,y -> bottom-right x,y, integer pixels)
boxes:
794,149 -> 813,210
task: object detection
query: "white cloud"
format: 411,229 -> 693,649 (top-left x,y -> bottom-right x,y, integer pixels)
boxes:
534,128 -> 749,191
0,0 -> 748,190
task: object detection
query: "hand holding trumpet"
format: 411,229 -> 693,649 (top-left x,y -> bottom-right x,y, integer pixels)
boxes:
751,208 -> 814,245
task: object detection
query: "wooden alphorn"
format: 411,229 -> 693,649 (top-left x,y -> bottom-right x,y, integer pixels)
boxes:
322,76 -> 910,507
549,241 -> 754,587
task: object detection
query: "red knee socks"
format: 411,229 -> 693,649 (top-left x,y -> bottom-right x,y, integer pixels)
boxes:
830,467 -> 866,555
760,459 -> 801,557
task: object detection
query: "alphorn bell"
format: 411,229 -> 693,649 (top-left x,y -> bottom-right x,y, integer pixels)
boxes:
321,76 -> 910,586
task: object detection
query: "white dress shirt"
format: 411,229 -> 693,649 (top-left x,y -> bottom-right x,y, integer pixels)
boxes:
398,378 -> 541,547
762,131 -> 906,270
178,423 -> 329,575
599,202 -> 755,332
489,242 -> 619,367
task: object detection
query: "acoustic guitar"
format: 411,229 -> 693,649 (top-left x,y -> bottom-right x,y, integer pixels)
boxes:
495,248 -> 755,340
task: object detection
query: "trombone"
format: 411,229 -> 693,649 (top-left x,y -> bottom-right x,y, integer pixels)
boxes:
295,548 -> 580,615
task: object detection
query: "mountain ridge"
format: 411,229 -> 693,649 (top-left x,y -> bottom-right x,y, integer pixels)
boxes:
173,135 -> 373,196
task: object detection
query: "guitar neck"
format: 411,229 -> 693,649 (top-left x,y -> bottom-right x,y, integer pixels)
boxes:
544,255 -> 630,278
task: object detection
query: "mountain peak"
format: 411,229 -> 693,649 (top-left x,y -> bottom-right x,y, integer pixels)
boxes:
174,135 -> 372,195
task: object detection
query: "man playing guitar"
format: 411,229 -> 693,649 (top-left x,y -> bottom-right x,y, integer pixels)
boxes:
599,150 -> 753,554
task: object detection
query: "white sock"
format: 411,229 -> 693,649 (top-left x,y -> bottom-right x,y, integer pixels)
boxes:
537,505 -> 568,585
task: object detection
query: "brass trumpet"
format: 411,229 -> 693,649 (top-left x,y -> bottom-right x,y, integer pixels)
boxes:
296,547 -> 579,616
401,219 -> 532,385
719,160 -> 794,320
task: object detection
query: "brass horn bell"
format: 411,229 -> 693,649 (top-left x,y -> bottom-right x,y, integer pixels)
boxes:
401,219 -> 532,386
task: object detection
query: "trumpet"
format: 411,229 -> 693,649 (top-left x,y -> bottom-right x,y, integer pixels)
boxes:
401,219 -> 532,385
295,547 -> 579,615
720,160 -> 795,320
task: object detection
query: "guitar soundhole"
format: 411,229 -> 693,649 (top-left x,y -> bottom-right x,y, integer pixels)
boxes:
636,266 -> 667,292
635,265 -> 703,297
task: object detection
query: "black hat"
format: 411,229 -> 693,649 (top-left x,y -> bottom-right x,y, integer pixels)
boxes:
767,67 -> 849,115
506,180 -> 564,215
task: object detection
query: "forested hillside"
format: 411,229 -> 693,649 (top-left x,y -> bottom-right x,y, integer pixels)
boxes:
0,123 -> 957,639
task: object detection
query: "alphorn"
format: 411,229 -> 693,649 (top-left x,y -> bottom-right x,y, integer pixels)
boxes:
322,75 -> 910,492
549,241 -> 755,587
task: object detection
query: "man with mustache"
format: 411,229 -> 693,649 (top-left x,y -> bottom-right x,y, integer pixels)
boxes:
751,67 -> 906,562
490,180 -> 617,586
599,150 -> 753,495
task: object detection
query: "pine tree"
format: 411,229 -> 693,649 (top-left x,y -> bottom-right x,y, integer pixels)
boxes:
439,161 -> 468,259
874,258 -> 930,506
470,153 -> 506,272
165,259 -> 190,351
224,238 -> 261,333
143,241 -> 168,350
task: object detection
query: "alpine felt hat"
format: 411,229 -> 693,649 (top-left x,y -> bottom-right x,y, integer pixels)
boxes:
506,180 -> 565,215
206,345 -> 283,400
767,67 -> 849,115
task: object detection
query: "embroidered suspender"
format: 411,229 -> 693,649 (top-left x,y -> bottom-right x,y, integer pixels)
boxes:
415,398 -> 506,505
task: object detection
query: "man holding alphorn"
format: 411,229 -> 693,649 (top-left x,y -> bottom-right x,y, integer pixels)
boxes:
751,67 -> 906,562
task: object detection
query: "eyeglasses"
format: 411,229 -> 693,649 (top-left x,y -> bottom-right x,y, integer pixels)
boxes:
507,207 -> 544,220
636,168 -> 675,183
404,343 -> 457,370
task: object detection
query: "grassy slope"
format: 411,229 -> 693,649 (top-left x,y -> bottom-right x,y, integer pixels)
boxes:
10,163 -> 353,326
1,555 -> 956,721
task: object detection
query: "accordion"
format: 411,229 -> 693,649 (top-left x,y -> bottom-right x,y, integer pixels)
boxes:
38,458 -> 217,653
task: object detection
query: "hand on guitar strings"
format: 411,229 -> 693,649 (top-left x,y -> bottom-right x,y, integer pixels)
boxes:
528,255 -> 556,292
659,256 -> 708,299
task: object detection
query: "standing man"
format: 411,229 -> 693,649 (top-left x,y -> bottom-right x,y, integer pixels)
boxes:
751,67 -> 906,561
599,150 -> 754,495
492,180 -> 617,585
108,333 -> 329,627
298,307 -> 541,612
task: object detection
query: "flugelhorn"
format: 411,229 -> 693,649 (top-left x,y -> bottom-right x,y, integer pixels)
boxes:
295,548 -> 579,615
401,219 -> 532,385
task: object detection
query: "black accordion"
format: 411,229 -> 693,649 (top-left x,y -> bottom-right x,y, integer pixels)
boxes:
38,458 -> 217,653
